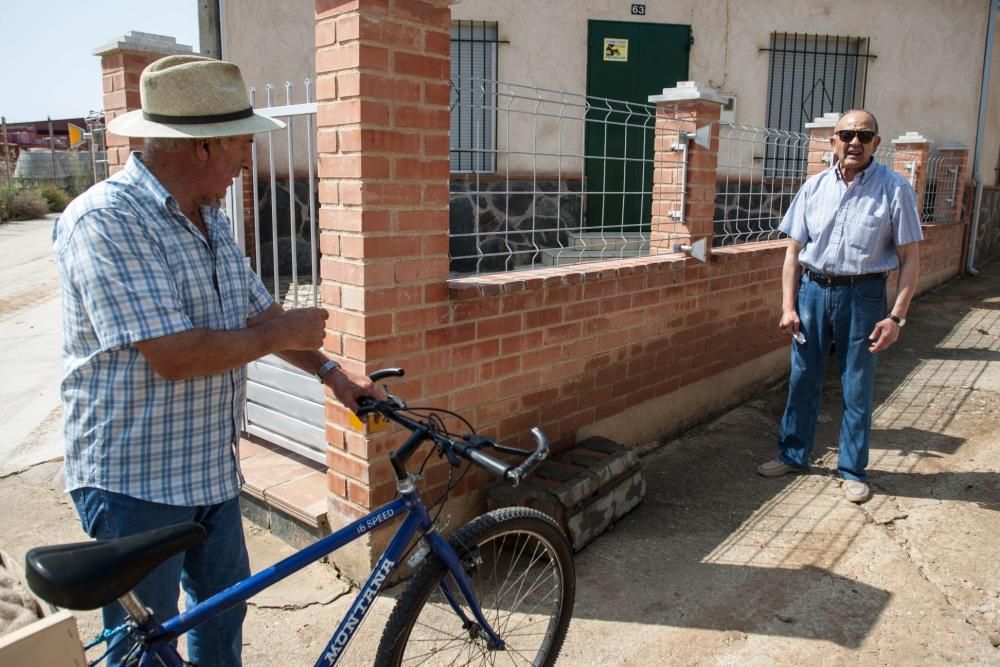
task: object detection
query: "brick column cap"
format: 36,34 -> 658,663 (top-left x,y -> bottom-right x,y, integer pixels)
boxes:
804,112 -> 841,129
892,131 -> 931,145
937,142 -> 968,150
648,81 -> 725,105
93,31 -> 195,57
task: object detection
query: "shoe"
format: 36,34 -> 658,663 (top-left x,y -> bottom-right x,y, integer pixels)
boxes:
757,458 -> 801,478
843,480 -> 870,503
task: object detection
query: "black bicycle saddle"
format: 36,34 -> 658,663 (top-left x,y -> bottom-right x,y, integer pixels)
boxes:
25,522 -> 206,610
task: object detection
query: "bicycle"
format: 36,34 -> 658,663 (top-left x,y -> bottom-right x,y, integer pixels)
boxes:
24,368 -> 576,666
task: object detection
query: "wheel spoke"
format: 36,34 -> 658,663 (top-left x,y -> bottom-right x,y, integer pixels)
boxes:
378,510 -> 574,666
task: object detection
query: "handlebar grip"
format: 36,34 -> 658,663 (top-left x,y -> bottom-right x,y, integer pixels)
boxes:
503,427 -> 549,487
465,448 -> 512,479
370,368 -> 405,382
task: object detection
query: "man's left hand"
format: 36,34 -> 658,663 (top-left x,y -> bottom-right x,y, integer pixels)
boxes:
323,367 -> 379,412
868,318 -> 901,353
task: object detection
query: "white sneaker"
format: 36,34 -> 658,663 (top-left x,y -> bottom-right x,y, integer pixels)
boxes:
844,480 -> 870,503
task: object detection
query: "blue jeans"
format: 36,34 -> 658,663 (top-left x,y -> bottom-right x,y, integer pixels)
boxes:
777,274 -> 887,482
70,488 -> 250,666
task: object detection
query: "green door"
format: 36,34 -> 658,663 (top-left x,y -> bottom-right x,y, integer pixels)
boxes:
585,21 -> 690,232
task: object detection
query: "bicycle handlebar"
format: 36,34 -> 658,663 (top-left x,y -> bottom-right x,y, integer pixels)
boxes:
505,427 -> 549,485
355,370 -> 549,487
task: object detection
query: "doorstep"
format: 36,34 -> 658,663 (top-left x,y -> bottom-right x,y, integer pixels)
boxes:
238,438 -> 331,547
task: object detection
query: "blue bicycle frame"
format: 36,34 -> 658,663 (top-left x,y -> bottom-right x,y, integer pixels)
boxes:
125,482 -> 505,667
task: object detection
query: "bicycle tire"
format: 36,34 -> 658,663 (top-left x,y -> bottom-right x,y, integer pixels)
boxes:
375,507 -> 575,666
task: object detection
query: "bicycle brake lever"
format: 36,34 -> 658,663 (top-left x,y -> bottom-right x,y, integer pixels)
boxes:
383,388 -> 406,409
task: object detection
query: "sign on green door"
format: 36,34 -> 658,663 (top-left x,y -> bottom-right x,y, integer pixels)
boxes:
585,20 -> 690,233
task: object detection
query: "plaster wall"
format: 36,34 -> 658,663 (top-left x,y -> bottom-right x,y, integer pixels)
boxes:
220,0 -> 999,194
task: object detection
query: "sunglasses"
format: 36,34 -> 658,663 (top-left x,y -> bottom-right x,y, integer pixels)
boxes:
835,130 -> 876,144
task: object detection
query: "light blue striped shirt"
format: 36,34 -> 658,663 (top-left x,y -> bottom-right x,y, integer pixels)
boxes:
54,154 -> 274,506
779,160 -> 923,275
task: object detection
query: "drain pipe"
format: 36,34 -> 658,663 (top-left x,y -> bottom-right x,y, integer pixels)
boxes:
966,0 -> 999,275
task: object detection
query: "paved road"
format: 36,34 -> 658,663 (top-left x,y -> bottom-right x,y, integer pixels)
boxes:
0,216 -> 63,476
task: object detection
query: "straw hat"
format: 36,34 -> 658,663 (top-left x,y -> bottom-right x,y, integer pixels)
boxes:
108,55 -> 285,138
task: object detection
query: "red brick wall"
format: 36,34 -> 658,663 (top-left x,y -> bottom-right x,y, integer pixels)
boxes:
329,242 -> 784,504
368,221 -> 963,501
101,51 -> 162,174
917,223 -> 966,292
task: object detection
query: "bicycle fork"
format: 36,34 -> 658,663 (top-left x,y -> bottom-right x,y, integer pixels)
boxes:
425,531 -> 505,651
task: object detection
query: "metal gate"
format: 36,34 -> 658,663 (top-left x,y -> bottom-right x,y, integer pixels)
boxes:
226,82 -> 325,464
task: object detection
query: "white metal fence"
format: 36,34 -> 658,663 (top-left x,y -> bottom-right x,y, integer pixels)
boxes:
447,80 -> 964,273
714,124 -> 809,246
921,153 -> 963,224
448,79 -> 659,274
713,123 -> 899,246
248,81 -> 320,308
232,80 -> 326,465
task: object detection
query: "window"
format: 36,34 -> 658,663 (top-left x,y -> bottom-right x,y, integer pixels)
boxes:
763,33 -> 875,173
450,21 -> 498,173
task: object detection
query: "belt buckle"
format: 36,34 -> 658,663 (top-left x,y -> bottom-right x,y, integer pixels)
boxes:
813,272 -> 832,287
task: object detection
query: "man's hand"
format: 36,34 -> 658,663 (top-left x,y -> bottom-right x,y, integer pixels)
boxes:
779,308 -> 801,337
323,366 -> 379,412
272,307 -> 329,351
868,318 -> 901,353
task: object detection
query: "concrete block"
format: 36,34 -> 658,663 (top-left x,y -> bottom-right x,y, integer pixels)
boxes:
488,436 -> 645,551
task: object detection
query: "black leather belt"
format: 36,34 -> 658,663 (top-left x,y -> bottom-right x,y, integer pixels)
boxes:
805,270 -> 886,287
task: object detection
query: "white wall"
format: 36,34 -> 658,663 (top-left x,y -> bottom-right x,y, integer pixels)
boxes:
452,0 -> 989,153
221,0 -> 1000,180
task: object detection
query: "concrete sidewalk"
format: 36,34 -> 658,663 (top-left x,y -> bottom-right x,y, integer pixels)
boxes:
0,216 -> 64,476
1,257 -> 998,664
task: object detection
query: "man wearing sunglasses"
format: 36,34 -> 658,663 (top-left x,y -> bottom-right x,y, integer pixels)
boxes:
757,109 -> 923,504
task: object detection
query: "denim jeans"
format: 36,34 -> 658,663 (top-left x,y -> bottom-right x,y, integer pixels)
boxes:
70,488 -> 250,666
777,273 -> 887,482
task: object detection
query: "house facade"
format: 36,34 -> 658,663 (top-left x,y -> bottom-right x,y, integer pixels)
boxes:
220,0 -> 1000,183
92,0 -> 990,578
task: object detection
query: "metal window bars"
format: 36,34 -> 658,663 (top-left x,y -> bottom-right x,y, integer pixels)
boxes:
450,21 -> 501,173
763,33 -> 875,136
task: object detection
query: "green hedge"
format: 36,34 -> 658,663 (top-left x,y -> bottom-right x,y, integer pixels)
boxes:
0,185 -> 70,222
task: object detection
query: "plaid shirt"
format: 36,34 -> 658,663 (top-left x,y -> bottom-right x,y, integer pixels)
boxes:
54,154 -> 274,506
779,161 -> 923,275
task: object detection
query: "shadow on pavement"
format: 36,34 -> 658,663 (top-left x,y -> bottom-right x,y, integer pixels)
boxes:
569,265 -> 1000,648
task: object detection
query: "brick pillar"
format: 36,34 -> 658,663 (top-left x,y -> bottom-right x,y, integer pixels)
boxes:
648,82 -> 723,256
316,0 -> 452,579
891,132 -> 932,208
93,32 -> 194,174
804,112 -> 840,177
935,144 -> 970,223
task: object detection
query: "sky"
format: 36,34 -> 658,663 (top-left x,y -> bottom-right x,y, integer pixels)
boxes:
1,0 -> 200,123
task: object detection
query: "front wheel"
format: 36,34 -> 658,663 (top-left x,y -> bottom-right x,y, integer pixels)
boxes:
375,507 -> 575,666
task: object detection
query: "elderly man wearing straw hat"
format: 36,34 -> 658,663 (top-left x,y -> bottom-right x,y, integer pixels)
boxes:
53,55 -> 376,665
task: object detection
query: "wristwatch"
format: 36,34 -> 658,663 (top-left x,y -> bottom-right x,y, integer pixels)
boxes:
888,314 -> 906,327
316,359 -> 341,382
